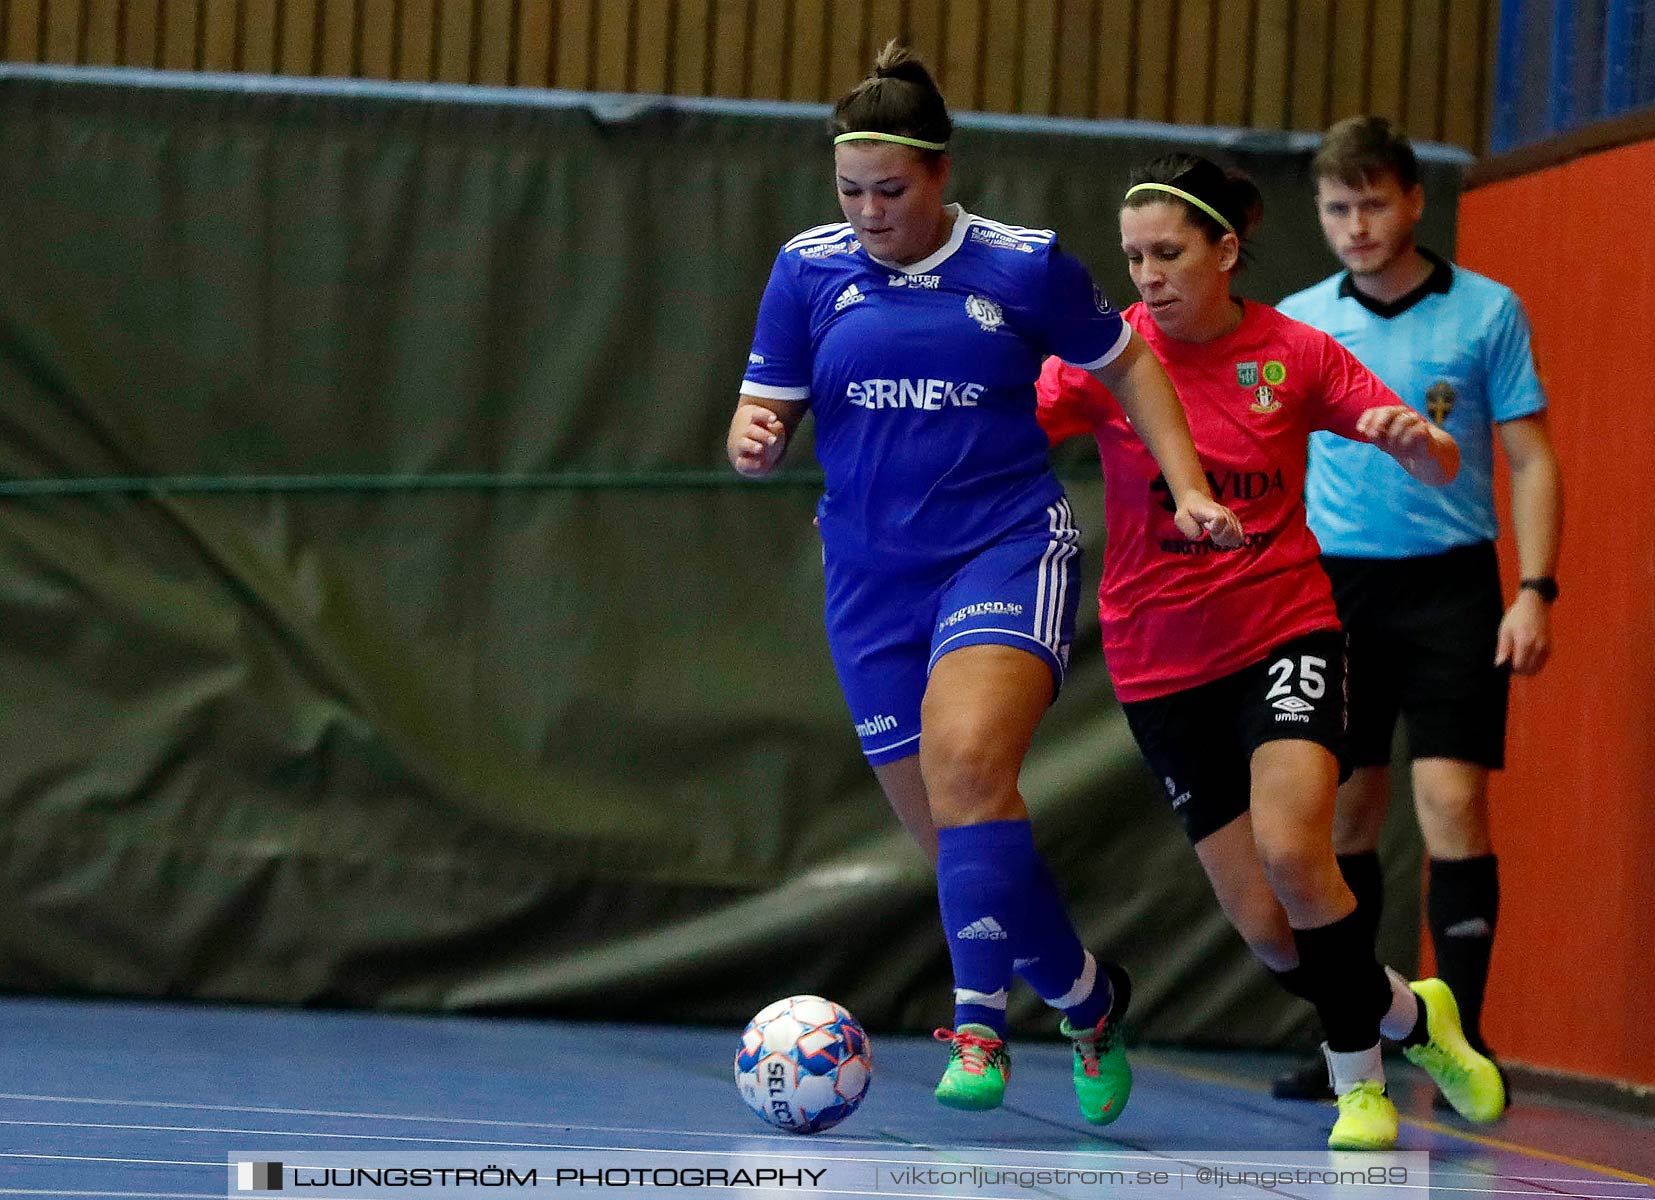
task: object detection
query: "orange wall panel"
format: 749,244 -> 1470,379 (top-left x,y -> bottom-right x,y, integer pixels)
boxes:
1456,139 -> 1655,1087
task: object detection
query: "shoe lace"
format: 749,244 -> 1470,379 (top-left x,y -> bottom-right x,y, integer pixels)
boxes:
934,1027 -> 1002,1077
1066,1017 -> 1118,1078
1339,1080 -> 1388,1112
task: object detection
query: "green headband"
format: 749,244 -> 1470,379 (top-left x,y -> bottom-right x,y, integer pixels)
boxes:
1124,182 -> 1235,235
834,131 -> 949,152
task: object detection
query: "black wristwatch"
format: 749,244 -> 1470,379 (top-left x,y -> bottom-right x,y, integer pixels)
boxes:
1520,576 -> 1560,603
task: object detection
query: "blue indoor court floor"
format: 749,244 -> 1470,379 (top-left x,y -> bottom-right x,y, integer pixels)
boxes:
1,994 -> 1651,1198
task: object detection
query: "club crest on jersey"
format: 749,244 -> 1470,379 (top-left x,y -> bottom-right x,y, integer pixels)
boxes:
1426,380 -> 1457,425
1251,384 -> 1280,414
1235,361 -> 1259,387
965,294 -> 1004,331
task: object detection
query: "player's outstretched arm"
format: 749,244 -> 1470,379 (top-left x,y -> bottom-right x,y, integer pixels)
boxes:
1356,405 -> 1460,485
1090,332 -> 1244,548
728,396 -> 807,478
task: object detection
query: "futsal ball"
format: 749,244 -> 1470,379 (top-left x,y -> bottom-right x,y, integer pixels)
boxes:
734,995 -> 872,1133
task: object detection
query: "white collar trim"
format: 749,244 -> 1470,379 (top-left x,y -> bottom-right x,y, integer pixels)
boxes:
866,203 -> 971,274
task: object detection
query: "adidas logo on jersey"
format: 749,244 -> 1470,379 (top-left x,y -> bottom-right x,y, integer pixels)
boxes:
835,282 -> 865,312
956,917 -> 1008,941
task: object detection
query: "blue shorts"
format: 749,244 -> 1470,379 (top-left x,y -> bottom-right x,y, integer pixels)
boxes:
823,499 -> 1082,765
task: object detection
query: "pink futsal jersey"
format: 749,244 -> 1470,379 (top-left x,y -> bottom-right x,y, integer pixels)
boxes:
1037,300 -> 1401,701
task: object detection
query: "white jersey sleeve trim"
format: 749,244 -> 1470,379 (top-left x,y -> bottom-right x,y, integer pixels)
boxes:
1065,319 -> 1132,372
784,221 -> 853,251
740,381 -> 810,401
973,216 -> 1056,244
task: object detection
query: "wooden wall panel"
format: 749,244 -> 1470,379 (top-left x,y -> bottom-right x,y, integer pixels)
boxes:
941,0 -> 982,112
1211,0 -> 1254,129
747,0 -> 786,102
1054,0 -> 1094,119
668,0 -> 707,95
592,0 -> 631,92
1018,0 -> 1057,115
552,0 -> 592,90
0,0 -> 1505,152
1251,0 -> 1293,129
43,0 -> 77,63
784,0 -> 825,102
1403,0 -> 1445,139
1290,0 -> 1333,130
707,0 -> 744,98
394,0 -> 434,81
1329,0 -> 1370,122
512,0 -> 552,88
1368,0 -> 1408,120
1093,0 -> 1132,123
1442,0 -> 1486,150
1171,0 -> 1213,126
317,0 -> 354,77
4,0 -> 42,64
906,0 -> 943,80
280,0 -> 320,76
1134,0 -> 1176,123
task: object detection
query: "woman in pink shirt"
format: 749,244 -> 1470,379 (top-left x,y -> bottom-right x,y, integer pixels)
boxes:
1038,153 -> 1502,1149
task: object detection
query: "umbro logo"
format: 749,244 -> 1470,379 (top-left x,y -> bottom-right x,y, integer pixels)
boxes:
1273,695 -> 1315,713
956,917 -> 1008,941
835,282 -> 865,312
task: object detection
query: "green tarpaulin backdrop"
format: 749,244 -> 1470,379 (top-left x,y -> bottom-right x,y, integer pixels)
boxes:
0,67 -> 1465,1045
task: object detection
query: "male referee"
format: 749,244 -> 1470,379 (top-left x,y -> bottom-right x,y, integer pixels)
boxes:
1273,116 -> 1563,1103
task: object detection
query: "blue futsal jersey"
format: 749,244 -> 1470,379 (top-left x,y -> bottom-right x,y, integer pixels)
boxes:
741,204 -> 1130,570
1280,257 -> 1547,558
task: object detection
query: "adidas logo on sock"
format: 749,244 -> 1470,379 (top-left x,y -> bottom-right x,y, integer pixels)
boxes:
956,917 -> 1008,941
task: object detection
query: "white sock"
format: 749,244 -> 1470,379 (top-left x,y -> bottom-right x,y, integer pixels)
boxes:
1322,1042 -> 1386,1095
1377,967 -> 1420,1041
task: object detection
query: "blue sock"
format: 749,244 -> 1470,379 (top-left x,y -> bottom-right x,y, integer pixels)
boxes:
936,820 -> 1037,1036
1014,855 -> 1111,1030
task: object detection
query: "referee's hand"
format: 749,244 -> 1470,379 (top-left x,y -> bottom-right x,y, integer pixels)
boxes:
1496,591 -> 1553,675
728,403 -> 789,477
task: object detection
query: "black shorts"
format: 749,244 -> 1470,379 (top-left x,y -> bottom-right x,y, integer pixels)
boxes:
1121,629 -> 1348,845
1321,540 -> 1509,771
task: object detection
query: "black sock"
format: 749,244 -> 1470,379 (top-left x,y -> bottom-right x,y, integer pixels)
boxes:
1399,994 -> 1429,1048
1292,909 -> 1393,1052
1268,964 -> 1316,1002
1428,855 -> 1499,1052
1337,851 -> 1384,949
1103,960 -> 1132,1021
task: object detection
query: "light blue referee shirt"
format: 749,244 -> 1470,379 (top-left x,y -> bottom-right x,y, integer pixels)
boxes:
1279,251 -> 1547,558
